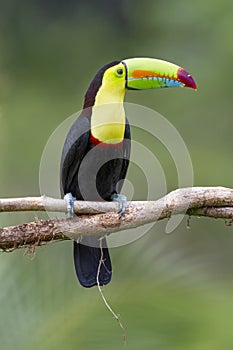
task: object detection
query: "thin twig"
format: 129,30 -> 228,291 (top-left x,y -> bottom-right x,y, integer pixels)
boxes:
97,237 -> 126,344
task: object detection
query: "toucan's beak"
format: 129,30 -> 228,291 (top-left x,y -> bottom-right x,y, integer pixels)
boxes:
122,57 -> 197,90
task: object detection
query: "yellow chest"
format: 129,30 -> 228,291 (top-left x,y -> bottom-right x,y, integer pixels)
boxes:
90,103 -> 126,144
89,66 -> 127,144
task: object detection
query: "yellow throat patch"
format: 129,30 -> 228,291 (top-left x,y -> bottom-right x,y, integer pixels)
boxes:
90,63 -> 126,144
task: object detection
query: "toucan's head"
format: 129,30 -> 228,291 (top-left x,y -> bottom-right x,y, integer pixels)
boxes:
84,57 -> 197,108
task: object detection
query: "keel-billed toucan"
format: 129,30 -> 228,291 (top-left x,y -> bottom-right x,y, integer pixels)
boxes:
60,57 -> 196,288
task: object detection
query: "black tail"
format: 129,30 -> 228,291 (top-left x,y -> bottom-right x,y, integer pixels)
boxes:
73,237 -> 112,288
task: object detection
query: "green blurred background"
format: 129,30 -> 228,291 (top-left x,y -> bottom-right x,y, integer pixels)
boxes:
0,1 -> 233,349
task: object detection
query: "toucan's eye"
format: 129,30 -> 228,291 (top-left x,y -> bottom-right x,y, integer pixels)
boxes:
116,68 -> 124,77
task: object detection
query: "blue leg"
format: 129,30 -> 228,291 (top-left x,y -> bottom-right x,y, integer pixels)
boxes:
111,194 -> 127,218
64,192 -> 76,218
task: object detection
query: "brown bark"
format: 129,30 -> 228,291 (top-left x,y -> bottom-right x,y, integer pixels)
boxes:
0,187 -> 232,251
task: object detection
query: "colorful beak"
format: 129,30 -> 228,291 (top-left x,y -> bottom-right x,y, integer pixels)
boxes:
122,57 -> 197,90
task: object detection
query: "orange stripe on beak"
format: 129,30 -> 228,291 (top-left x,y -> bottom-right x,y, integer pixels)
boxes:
132,70 -> 161,78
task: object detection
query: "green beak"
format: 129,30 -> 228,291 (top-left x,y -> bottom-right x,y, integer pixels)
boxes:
122,57 -> 197,90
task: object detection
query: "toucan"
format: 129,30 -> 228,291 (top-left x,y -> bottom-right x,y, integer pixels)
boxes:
60,57 -> 196,288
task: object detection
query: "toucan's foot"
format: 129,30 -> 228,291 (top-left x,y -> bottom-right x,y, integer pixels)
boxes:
111,194 -> 127,218
64,193 -> 76,218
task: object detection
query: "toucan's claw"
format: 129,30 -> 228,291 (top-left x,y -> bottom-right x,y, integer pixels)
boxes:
64,192 -> 76,218
111,194 -> 127,218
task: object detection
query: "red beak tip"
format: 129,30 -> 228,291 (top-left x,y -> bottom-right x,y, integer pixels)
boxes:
178,68 -> 197,90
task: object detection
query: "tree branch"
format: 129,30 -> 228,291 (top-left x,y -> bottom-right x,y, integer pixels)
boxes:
0,187 -> 232,251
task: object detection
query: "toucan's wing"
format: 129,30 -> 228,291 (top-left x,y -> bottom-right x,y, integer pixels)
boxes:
60,115 -> 90,197
61,115 -> 112,287
119,117 -> 131,182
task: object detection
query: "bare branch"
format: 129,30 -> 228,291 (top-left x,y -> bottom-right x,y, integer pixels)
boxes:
0,187 -> 232,251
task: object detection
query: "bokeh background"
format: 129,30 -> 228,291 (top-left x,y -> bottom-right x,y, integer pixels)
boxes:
1,1 -> 233,349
